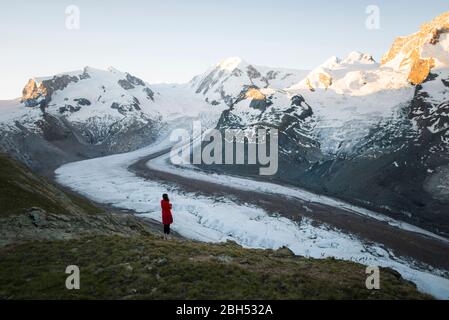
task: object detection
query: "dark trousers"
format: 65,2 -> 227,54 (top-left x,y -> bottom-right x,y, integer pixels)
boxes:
163,224 -> 170,234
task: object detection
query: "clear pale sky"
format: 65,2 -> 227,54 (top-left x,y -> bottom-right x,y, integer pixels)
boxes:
1,0 -> 448,99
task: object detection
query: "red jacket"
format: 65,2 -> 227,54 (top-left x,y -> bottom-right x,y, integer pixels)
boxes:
161,200 -> 173,225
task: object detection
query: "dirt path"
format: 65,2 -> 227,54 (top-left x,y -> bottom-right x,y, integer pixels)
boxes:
130,153 -> 449,272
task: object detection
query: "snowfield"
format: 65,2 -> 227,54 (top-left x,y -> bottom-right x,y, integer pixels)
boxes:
55,117 -> 449,300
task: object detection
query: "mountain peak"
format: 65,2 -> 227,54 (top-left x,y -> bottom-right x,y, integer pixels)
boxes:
342,51 -> 376,65
320,56 -> 341,69
217,57 -> 246,71
382,11 -> 449,84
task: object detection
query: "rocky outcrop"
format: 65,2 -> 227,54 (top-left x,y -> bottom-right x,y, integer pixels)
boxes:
125,73 -> 145,86
0,208 -> 153,247
215,87 -> 322,175
22,75 -> 80,108
0,154 -> 160,247
21,79 -> 47,107
246,65 -> 262,80
118,79 -> 135,90
382,11 -> 449,84
143,87 -> 154,101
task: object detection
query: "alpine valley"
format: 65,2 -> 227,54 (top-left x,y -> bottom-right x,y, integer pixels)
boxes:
2,11 -> 449,300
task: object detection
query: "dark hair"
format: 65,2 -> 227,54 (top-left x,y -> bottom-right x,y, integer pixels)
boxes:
162,193 -> 169,201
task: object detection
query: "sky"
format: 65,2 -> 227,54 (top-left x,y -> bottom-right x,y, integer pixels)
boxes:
0,0 -> 448,99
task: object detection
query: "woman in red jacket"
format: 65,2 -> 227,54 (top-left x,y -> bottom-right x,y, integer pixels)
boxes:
161,193 -> 173,239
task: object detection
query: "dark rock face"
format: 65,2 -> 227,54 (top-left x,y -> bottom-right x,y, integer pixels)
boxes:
125,73 -> 145,86
79,70 -> 91,80
261,70 -> 281,87
58,99 -> 91,114
247,65 -> 261,79
231,68 -> 243,77
74,98 -> 91,106
264,70 -> 280,81
24,98 -> 42,108
118,79 -> 135,90
410,77 -> 449,151
248,98 -> 271,111
132,97 -> 141,110
39,75 -> 80,108
59,105 -> 81,114
117,74 -> 147,91
110,99 -> 142,115
143,87 -> 154,101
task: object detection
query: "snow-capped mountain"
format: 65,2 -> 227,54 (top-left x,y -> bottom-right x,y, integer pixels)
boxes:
0,67 -> 164,173
213,50 -> 413,160
190,57 -> 309,106
211,12 -> 449,235
21,66 -> 158,119
290,51 -> 377,92
287,51 -> 414,154
0,66 -> 221,173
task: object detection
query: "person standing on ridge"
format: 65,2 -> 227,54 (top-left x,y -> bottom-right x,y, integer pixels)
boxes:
161,193 -> 173,240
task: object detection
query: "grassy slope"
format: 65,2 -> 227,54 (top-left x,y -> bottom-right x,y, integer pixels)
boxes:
0,235 -> 430,300
0,153 -> 99,216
